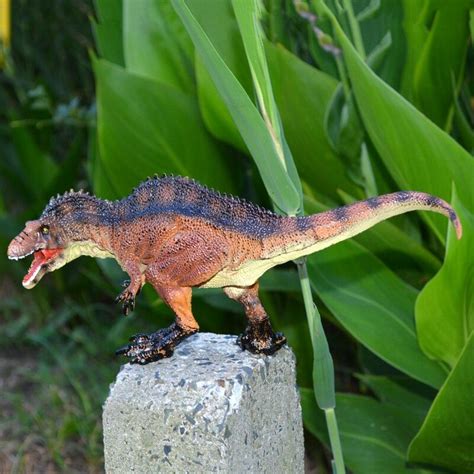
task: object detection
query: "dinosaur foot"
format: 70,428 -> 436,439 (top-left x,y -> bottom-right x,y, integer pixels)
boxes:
115,323 -> 197,364
237,318 -> 286,355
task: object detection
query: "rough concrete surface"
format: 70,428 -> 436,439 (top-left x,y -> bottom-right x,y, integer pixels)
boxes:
103,333 -> 304,473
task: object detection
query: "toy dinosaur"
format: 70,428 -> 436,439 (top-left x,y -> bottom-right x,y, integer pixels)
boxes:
7,175 -> 462,364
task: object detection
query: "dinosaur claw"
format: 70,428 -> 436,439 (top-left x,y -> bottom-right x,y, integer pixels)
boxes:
115,344 -> 130,356
115,324 -> 196,364
115,287 -> 136,316
129,333 -> 149,343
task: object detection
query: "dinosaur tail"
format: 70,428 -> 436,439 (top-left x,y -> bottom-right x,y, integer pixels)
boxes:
263,191 -> 462,263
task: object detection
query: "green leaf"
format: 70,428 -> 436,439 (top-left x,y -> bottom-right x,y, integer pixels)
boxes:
471,9 -> 474,40
10,127 -> 58,200
298,264 -> 336,409
172,0 -> 300,214
357,375 -> 431,422
93,57 -> 234,198
232,0 -> 280,139
356,0 -> 380,22
416,190 -> 474,367
122,0 -> 194,92
301,389 -> 428,474
357,0 -> 405,88
266,43 -> 362,201
307,238 -> 446,388
92,0 -> 124,66
195,56 -> 247,152
408,333 -> 474,472
191,0 -> 251,152
403,1 -> 471,128
318,0 -> 474,242
324,86 -> 364,181
453,83 -> 474,154
232,0 -> 303,204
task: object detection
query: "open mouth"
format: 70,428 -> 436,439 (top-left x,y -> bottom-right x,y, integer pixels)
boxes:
22,248 -> 63,289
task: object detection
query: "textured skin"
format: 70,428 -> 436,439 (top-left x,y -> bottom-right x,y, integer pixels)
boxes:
7,175 -> 462,363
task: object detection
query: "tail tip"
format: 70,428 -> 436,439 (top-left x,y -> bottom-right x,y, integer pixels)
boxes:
449,209 -> 462,240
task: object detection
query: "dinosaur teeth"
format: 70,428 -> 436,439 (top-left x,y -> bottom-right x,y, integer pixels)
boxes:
8,249 -> 35,260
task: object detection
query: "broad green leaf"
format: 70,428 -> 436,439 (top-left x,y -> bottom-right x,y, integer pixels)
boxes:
195,57 -> 247,152
93,57 -> 234,198
265,0 -> 297,51
324,87 -> 364,173
192,0 -> 251,151
416,190 -> 474,367
301,389 -> 428,474
365,31 -> 391,77
403,1 -> 471,128
232,0 -> 280,141
306,237 -> 446,388
408,333 -> 474,472
357,375 -> 431,423
172,0 -> 300,215
266,43 -> 361,201
93,0 -> 124,66
46,131 -> 88,197
453,84 -> 474,154
357,0 -> 405,89
317,0 -> 474,242
359,143 -> 378,197
122,0 -> 194,92
356,0 -> 380,23
10,128 -> 58,200
471,9 -> 474,40
232,0 -> 303,203
399,0 -> 428,102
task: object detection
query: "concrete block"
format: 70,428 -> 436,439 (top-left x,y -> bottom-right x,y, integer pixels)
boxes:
103,333 -> 304,473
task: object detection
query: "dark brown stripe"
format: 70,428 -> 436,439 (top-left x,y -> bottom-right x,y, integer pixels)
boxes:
332,206 -> 349,221
395,191 -> 411,202
366,197 -> 381,209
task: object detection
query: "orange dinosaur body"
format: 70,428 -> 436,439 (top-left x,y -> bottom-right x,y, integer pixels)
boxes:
7,175 -> 462,363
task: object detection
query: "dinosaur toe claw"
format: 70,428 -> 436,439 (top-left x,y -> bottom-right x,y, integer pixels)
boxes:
115,288 -> 136,316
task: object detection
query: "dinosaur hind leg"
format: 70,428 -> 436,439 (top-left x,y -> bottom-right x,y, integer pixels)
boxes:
224,283 -> 286,355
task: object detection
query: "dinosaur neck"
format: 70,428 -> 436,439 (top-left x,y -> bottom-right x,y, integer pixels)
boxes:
57,197 -> 116,253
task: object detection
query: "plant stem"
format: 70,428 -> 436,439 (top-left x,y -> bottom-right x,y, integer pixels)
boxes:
297,260 -> 316,340
297,260 -> 345,474
325,408 -> 345,474
335,55 -> 351,100
342,0 -> 365,58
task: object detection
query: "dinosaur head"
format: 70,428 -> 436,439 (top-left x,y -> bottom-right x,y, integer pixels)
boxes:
7,217 -> 67,289
7,190 -> 114,289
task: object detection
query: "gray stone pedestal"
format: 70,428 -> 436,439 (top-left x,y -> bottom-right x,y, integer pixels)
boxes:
103,333 -> 304,473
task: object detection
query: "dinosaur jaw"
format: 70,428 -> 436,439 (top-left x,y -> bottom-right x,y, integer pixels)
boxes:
22,248 -> 63,289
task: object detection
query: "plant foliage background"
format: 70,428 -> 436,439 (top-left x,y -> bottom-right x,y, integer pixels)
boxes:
0,0 -> 473,472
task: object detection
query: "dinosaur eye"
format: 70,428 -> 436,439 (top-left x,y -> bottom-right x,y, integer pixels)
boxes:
41,225 -> 50,235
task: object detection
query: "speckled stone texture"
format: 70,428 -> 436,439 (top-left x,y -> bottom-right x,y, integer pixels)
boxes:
103,333 -> 304,473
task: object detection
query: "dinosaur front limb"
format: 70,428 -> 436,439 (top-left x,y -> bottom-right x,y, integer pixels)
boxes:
115,261 -> 144,315
224,283 -> 286,354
